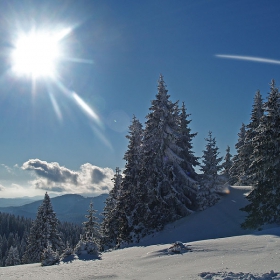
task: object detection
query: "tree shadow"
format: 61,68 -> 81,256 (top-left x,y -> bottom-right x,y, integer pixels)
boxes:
60,254 -> 101,263
145,242 -> 193,258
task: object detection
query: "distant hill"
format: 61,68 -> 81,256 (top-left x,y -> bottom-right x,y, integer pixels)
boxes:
0,193 -> 108,225
0,197 -> 39,207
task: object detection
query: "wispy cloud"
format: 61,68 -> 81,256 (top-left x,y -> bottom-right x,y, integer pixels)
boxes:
215,54 -> 280,65
0,184 -> 5,191
1,164 -> 13,174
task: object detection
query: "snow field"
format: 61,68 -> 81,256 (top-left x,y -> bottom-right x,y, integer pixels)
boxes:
0,230 -> 279,279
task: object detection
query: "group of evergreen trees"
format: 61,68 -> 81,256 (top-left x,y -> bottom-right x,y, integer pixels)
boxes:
230,80 -> 280,229
0,209 -> 82,266
100,75 -> 228,249
0,193 -> 98,266
101,76 -> 280,247
3,76 -> 278,265
0,214 -> 29,267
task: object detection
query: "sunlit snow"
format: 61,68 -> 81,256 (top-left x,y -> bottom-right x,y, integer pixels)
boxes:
1,186 -> 279,279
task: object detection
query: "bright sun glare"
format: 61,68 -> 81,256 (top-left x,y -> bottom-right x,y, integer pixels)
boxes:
11,28 -> 71,78
9,26 -> 105,142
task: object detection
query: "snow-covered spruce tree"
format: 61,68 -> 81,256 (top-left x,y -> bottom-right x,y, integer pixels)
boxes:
140,75 -> 197,231
5,246 -> 20,266
60,241 -> 73,260
22,192 -> 64,264
82,201 -> 100,243
177,102 -> 199,180
243,90 -> 264,185
41,241 -> 59,266
198,131 -> 223,210
221,145 -> 232,179
229,123 -> 247,185
100,167 -> 123,249
112,116 -> 147,246
241,80 -> 280,229
74,201 -> 100,256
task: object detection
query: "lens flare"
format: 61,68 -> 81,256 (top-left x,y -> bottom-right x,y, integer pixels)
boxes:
72,92 -> 100,124
9,23 -> 109,148
49,92 -> 63,122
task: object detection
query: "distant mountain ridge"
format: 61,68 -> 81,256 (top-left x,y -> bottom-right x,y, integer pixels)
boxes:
0,193 -> 108,225
0,197 -> 39,207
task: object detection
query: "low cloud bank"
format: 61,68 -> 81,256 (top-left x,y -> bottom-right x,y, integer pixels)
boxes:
21,159 -> 114,196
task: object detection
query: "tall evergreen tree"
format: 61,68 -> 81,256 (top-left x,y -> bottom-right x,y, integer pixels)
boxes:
244,90 -> 264,185
229,123 -> 247,185
230,92 -> 264,187
113,116 -> 146,245
198,131 -> 223,210
101,76 -> 200,247
221,145 -> 232,179
100,167 -> 123,249
22,193 -> 64,263
241,80 -> 280,229
140,75 -> 197,231
177,102 -> 199,180
248,90 -> 264,132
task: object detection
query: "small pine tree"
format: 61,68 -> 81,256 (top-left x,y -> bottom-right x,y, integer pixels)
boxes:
5,246 -> 20,267
41,242 -> 59,266
82,201 -> 100,244
197,131 -> 223,210
60,241 -> 73,260
74,201 -> 100,256
22,193 -> 64,264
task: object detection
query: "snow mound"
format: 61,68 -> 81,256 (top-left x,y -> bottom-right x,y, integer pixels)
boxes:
167,241 -> 190,253
199,270 -> 280,280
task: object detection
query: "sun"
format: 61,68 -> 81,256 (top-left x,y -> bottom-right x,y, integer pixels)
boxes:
11,28 -> 71,78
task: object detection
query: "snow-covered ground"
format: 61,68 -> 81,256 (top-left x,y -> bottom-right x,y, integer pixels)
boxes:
1,186 -> 279,280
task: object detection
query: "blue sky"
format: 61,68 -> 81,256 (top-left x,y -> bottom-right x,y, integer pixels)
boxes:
0,0 -> 280,198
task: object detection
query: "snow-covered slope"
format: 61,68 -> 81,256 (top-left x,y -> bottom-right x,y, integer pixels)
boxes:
1,186 -> 279,280
137,186 -> 254,246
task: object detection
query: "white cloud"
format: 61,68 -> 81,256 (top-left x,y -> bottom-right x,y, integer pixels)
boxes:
22,159 -> 114,196
0,184 -> 5,191
22,159 -> 78,184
